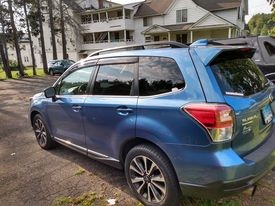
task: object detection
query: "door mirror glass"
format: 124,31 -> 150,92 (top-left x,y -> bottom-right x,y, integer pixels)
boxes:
44,87 -> 56,98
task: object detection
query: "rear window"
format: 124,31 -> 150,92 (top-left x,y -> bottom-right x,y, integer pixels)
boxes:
212,58 -> 268,96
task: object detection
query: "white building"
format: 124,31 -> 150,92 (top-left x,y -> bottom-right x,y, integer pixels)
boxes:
9,0 -> 248,68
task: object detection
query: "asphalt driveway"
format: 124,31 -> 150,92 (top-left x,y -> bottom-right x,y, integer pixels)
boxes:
0,76 -> 274,206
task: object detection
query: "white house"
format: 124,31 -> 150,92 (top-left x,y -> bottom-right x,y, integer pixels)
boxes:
9,0 -> 248,68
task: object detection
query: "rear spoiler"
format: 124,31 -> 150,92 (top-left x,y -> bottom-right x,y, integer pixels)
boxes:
190,40 -> 256,66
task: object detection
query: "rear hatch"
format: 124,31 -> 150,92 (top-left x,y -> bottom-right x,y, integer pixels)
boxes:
210,49 -> 274,156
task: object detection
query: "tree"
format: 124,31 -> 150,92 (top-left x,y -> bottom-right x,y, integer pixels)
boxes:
23,0 -> 37,75
248,13 -> 275,36
59,0 -> 67,59
0,2 -> 10,64
0,38 -> 12,78
37,0 -> 48,74
7,0 -> 24,77
47,0 -> 57,59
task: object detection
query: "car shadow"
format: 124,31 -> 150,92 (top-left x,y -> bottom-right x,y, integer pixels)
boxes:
48,143 -> 133,196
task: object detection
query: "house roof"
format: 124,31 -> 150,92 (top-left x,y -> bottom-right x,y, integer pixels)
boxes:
134,0 -> 242,18
134,0 -> 174,18
192,0 -> 241,11
142,23 -> 194,34
162,23 -> 194,31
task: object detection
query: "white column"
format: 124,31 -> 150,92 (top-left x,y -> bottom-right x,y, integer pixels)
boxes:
98,13 -> 101,22
228,27 -> 232,38
93,33 -> 95,44
168,32 -> 171,41
124,30 -> 127,42
190,30 -> 193,43
123,8 -> 125,19
106,12 -> 108,21
108,32 -> 110,43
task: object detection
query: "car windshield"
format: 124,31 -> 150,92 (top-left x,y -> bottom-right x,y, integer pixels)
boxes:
212,58 -> 268,96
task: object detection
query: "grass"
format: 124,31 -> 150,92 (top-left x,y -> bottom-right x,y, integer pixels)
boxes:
0,67 -> 45,80
52,192 -> 104,206
74,167 -> 86,176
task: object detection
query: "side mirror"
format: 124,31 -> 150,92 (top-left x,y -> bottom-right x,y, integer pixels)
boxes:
44,87 -> 56,99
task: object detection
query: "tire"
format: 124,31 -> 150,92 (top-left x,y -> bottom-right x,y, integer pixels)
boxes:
49,69 -> 54,76
125,144 -> 181,206
32,114 -> 56,150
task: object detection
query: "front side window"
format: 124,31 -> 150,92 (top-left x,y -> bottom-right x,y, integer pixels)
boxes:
58,67 -> 95,95
176,9 -> 187,23
139,57 -> 185,96
94,63 -> 135,96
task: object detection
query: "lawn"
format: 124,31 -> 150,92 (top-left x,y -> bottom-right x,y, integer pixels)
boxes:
0,67 -> 45,80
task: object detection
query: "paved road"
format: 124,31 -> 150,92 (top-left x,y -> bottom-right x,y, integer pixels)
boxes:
0,76 -> 274,206
0,76 -> 137,206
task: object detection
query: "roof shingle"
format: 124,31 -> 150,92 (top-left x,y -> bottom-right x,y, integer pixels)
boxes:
134,0 -> 242,18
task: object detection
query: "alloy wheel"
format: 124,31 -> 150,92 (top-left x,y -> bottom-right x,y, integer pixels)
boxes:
129,155 -> 167,204
34,119 -> 47,147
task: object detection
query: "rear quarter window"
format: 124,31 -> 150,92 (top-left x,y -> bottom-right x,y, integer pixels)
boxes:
139,57 -> 185,96
212,58 -> 268,96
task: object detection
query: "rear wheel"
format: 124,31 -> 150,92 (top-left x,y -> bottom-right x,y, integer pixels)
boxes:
125,144 -> 181,206
32,114 -> 56,149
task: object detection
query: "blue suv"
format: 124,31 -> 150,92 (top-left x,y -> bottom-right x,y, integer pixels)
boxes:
29,41 -> 275,206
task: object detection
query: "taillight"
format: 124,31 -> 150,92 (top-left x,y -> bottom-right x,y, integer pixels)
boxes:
183,103 -> 234,142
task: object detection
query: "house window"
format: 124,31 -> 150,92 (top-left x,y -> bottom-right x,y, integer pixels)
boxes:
143,17 -> 152,26
145,36 -> 151,42
176,9 -> 187,23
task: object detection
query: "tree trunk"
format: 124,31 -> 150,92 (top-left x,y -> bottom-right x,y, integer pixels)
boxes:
0,43 -> 12,78
37,0 -> 48,74
48,0 -> 57,60
8,0 -> 24,77
23,0 -> 37,75
59,0 -> 67,59
0,10 -> 9,63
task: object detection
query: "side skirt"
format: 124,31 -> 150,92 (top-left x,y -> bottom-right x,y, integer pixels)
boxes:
54,136 -> 122,169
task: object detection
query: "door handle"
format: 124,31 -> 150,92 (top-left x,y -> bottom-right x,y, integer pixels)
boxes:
117,107 -> 133,116
72,105 -> 82,112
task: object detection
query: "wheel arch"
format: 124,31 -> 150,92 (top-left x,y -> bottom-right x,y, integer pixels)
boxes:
119,137 -> 178,180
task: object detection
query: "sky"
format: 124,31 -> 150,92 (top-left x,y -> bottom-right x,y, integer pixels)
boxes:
111,0 -> 273,22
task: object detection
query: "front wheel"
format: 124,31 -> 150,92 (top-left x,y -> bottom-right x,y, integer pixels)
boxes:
32,114 -> 56,150
49,69 -> 54,76
125,144 -> 181,206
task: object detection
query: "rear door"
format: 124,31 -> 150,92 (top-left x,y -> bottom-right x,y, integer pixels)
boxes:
211,50 -> 275,155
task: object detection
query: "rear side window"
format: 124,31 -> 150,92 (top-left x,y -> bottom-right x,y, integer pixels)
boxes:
94,63 -> 135,96
264,42 -> 275,56
212,58 -> 268,96
139,57 -> 185,96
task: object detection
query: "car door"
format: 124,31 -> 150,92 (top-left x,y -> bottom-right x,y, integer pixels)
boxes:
46,65 -> 96,148
83,57 -> 138,160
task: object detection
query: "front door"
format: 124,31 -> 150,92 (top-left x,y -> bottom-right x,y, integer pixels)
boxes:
46,66 -> 96,147
83,57 -> 138,160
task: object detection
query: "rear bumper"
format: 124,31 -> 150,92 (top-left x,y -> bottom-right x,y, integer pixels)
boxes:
161,128 -> 275,198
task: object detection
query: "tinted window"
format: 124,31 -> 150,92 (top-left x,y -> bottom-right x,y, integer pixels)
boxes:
264,42 -> 275,56
59,67 -> 95,95
212,58 -> 268,96
94,63 -> 135,96
139,57 -> 185,96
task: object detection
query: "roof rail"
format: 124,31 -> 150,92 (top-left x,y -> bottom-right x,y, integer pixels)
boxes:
88,41 -> 188,57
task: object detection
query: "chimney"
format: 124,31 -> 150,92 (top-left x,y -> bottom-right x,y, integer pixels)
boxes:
98,0 -> 103,9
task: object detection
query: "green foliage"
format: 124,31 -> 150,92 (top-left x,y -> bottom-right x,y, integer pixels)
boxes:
52,192 -> 104,206
248,13 -> 275,36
